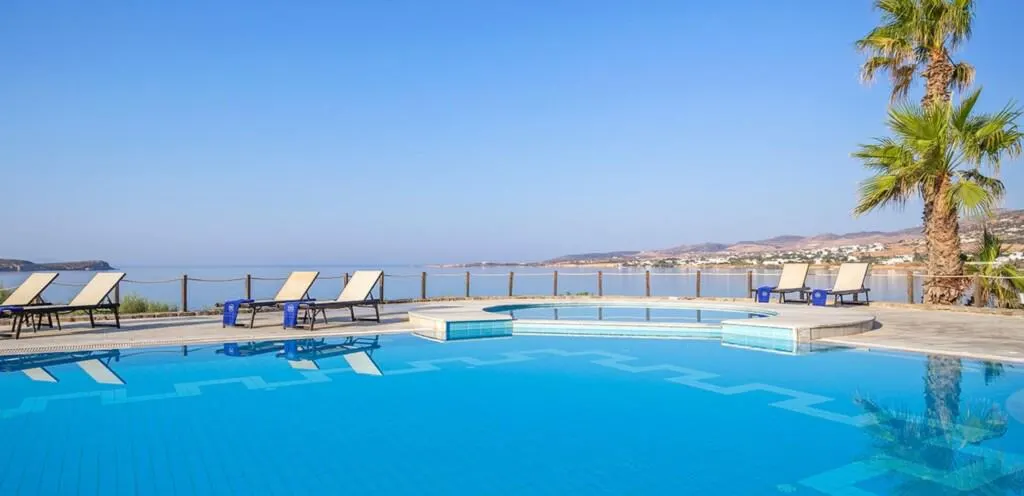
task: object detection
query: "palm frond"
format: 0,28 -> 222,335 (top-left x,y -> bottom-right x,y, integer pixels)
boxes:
955,93 -> 1024,172
944,0 -> 975,49
967,229 -> 1024,308
891,65 -> 917,102
950,61 -> 975,93
857,0 -> 975,101
949,170 -> 1004,218
852,139 -> 924,216
951,88 -> 981,128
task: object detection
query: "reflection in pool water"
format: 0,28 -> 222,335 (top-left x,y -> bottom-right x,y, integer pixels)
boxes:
485,303 -> 768,324
0,334 -> 1022,495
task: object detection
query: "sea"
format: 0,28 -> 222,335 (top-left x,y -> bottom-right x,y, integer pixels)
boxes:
0,265 -> 923,310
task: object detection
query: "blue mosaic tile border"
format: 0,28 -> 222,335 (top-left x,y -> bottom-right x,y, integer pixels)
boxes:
720,323 -> 794,340
721,333 -> 798,353
446,320 -> 513,340
513,322 -> 720,339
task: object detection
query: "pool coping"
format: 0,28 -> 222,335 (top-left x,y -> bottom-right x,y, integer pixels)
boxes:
8,298 -> 1022,364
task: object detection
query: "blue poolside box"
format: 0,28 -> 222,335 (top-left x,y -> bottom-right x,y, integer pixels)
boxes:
222,343 -> 241,357
282,302 -> 301,328
756,286 -> 772,303
282,340 -> 299,360
222,299 -> 252,327
811,289 -> 828,306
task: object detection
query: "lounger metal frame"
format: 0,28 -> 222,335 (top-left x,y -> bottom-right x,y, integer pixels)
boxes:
825,288 -> 871,306
235,296 -> 314,329
10,297 -> 121,339
302,298 -> 381,330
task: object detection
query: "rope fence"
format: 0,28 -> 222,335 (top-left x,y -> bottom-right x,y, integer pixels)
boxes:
186,277 -> 246,283
49,281 -> 87,287
3,268 -> 1023,313
124,278 -> 187,284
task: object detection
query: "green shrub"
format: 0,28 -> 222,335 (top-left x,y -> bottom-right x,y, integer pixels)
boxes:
0,284 -> 11,302
119,294 -> 178,314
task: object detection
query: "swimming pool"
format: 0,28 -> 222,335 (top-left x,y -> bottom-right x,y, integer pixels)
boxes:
1,334 -> 1022,495
484,302 -> 770,324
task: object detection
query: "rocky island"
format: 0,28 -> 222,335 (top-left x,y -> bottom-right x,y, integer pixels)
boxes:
0,259 -> 115,272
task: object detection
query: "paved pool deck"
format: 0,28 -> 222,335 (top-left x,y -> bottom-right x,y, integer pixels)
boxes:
820,305 -> 1024,363
1,297 -> 1022,363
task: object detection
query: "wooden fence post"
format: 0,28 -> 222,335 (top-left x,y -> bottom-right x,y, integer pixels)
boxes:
181,274 -> 188,312
746,270 -> 753,297
553,271 -> 559,296
379,274 -> 385,303
344,272 -> 350,285
245,274 -> 252,300
973,275 -> 984,307
420,272 -> 427,300
465,271 -> 471,298
696,270 -> 702,298
597,271 -> 603,297
645,271 -> 651,297
906,271 -> 914,304
508,272 -> 514,297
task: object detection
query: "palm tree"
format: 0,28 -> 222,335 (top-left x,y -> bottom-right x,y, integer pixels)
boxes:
857,0 -> 975,107
856,360 -> 1021,494
925,355 -> 962,433
853,90 -> 1023,304
966,229 -> 1024,308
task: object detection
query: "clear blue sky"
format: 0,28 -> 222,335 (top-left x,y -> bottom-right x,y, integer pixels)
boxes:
2,1 -> 1022,265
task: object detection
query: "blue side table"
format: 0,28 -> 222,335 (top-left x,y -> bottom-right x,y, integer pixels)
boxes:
756,286 -> 772,303
811,289 -> 829,306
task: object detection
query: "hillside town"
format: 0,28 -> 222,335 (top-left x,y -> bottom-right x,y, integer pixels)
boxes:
589,210 -> 1024,269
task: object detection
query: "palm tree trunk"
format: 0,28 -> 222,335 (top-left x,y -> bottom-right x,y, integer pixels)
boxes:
923,178 -> 967,305
924,355 -> 962,465
925,356 -> 962,425
922,52 -> 954,108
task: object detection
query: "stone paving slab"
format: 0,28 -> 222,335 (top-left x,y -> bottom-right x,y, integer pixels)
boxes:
821,306 -> 1024,363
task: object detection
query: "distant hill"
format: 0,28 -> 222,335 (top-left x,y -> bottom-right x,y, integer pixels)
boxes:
0,259 -> 114,272
544,209 -> 1024,263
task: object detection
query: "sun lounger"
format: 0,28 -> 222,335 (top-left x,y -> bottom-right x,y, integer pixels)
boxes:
750,264 -> 810,303
77,358 -> 125,385
7,272 -> 125,339
224,271 -> 319,328
0,350 -> 122,383
298,270 -> 382,330
281,336 -> 382,374
0,272 -> 59,333
822,263 -> 871,306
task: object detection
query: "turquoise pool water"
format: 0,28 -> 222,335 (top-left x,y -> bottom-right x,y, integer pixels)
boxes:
485,303 -> 769,324
1,334 -> 1023,495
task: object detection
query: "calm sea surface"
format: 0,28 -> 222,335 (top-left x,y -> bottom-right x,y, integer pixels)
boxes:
0,266 -> 924,309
